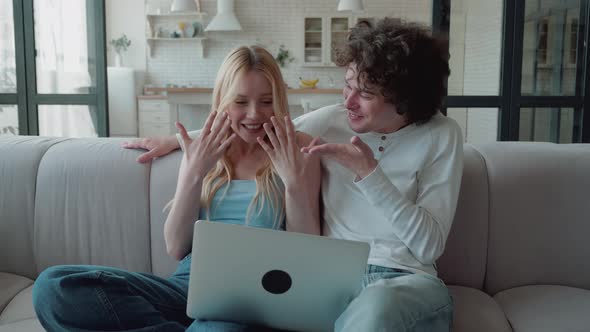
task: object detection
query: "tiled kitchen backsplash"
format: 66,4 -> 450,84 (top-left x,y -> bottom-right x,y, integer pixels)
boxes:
145,0 -> 431,89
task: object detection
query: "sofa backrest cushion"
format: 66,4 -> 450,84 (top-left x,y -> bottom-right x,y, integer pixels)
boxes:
437,145 -> 489,289
0,137 -> 66,279
33,138 -> 153,275
480,142 -> 590,294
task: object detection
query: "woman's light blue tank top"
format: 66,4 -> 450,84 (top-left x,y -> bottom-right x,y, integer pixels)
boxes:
172,180 -> 283,280
198,180 -> 284,230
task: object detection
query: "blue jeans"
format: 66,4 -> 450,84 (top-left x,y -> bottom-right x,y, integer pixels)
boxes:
32,254 -> 281,332
33,259 -> 452,331
335,265 -> 454,331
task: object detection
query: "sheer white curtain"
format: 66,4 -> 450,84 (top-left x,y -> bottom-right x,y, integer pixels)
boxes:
35,0 -> 97,137
0,0 -> 18,135
0,0 -> 16,93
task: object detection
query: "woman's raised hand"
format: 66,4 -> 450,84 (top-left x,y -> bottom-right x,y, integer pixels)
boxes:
176,111 -> 236,188
257,116 -> 310,188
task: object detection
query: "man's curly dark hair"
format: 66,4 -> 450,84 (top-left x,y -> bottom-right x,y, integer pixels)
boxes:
336,18 -> 450,124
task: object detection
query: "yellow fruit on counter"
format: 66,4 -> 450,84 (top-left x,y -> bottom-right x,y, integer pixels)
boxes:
299,78 -> 319,88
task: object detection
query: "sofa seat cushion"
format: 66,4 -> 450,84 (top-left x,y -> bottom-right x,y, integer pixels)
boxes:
0,284 -> 36,326
0,318 -> 44,332
448,285 -> 512,332
494,285 -> 590,332
0,273 -> 33,313
0,272 -> 40,330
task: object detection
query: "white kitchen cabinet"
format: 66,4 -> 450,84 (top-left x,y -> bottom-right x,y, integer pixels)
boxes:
302,16 -> 382,67
302,16 -> 350,67
302,17 -> 324,66
138,99 -> 173,137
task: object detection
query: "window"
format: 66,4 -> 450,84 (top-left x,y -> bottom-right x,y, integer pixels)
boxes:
443,0 -> 503,144
439,0 -> 588,142
0,105 -> 18,135
569,18 -> 578,65
447,0 -> 503,97
0,0 -> 108,136
536,18 -> 549,65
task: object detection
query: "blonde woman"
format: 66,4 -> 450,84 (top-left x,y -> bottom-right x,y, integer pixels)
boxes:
32,46 -> 321,332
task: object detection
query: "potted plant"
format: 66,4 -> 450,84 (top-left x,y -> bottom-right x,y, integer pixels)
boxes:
109,34 -> 131,67
275,44 -> 294,68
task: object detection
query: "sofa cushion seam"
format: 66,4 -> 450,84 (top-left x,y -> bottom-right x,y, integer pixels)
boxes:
32,138 -> 74,276
469,145 -> 491,292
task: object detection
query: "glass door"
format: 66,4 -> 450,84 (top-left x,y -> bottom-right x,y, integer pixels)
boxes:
0,0 -> 107,136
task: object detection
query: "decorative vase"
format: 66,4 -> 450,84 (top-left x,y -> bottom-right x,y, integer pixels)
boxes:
115,52 -> 123,67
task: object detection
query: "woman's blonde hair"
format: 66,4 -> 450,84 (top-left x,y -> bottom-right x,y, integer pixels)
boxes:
200,45 -> 289,228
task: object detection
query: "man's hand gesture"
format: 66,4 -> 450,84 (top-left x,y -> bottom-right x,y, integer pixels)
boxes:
301,136 -> 378,180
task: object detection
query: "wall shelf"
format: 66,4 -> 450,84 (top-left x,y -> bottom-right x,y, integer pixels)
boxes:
146,12 -> 208,29
147,37 -> 207,57
146,12 -> 208,58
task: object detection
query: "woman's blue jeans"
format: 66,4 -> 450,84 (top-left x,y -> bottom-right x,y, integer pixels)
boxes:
32,258 -> 452,332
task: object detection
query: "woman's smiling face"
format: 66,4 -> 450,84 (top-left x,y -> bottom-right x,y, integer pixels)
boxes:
227,70 -> 275,144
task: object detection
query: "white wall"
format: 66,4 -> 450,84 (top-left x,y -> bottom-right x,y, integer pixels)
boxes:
105,0 -> 147,94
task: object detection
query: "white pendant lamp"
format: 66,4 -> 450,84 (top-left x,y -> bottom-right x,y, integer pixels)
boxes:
171,0 -> 197,12
205,0 -> 242,31
337,0 -> 364,12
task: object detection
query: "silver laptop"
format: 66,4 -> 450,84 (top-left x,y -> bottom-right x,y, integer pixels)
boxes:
186,220 -> 370,332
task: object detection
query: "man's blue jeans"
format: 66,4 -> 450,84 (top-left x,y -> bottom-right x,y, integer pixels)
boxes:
33,258 -> 452,331
336,265 -> 454,331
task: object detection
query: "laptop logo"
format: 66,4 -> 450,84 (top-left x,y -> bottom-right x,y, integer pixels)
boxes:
261,270 -> 292,294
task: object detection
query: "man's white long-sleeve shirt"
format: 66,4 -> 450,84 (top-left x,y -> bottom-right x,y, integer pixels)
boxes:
181,104 -> 463,275
293,105 -> 463,275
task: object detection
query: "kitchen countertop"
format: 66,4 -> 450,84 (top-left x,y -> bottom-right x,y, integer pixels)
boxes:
137,95 -> 168,100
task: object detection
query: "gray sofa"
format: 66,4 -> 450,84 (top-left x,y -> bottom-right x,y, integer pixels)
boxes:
0,136 -> 589,332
